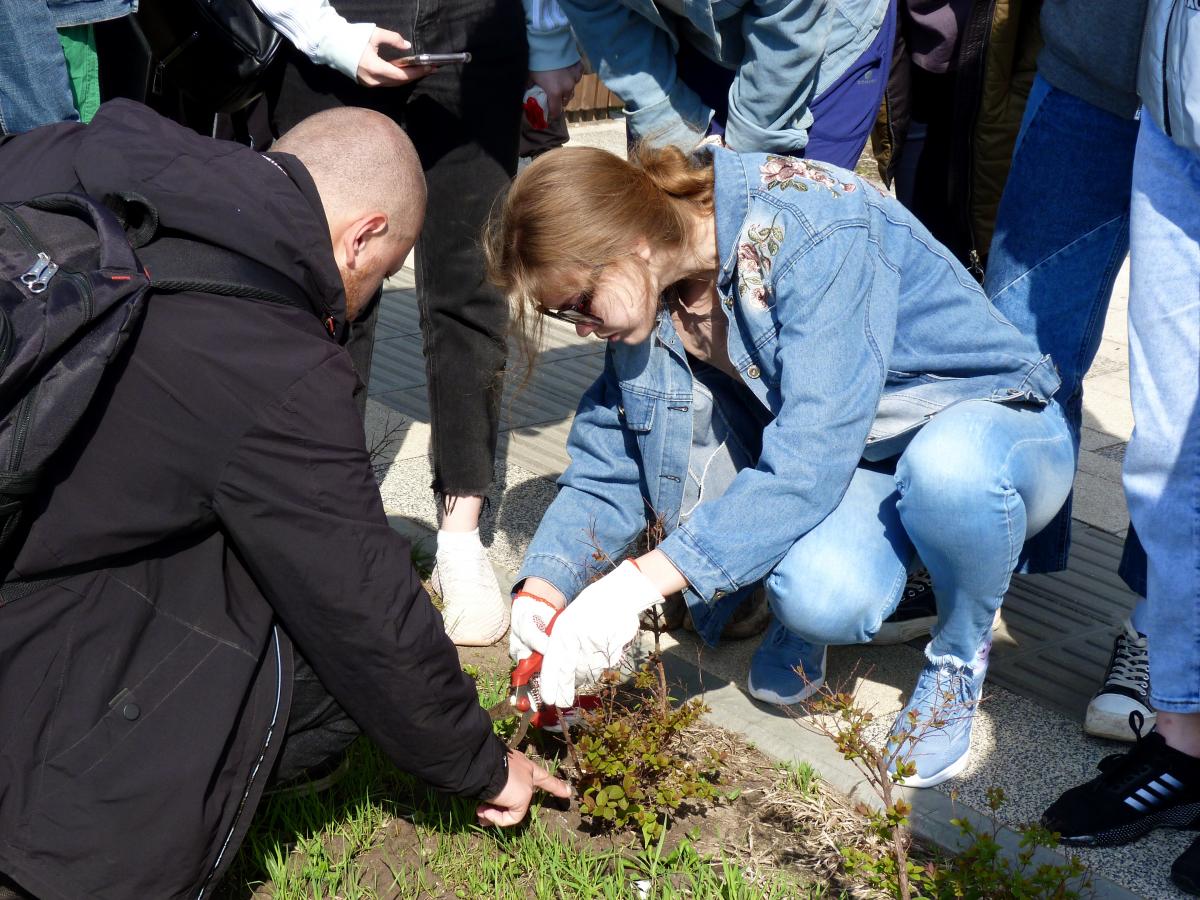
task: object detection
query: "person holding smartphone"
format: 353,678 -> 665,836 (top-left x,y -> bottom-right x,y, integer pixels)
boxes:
255,0 -> 582,648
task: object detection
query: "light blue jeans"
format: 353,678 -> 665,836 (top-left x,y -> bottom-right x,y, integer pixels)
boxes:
682,364 -> 1075,664
1124,113 -> 1200,714
764,399 -> 1074,666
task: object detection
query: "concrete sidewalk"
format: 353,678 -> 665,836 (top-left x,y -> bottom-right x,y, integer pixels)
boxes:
368,121 -> 1183,899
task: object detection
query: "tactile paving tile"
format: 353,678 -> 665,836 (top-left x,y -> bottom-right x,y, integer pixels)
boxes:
376,287 -> 422,338
1093,442 -> 1128,462
366,335 -> 428,395
988,523 -> 1140,720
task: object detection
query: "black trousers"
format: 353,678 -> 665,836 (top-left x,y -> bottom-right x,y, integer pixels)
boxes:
270,648 -> 362,786
267,0 -> 527,500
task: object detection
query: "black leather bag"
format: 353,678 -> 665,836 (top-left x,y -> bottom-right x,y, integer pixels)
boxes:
136,0 -> 284,114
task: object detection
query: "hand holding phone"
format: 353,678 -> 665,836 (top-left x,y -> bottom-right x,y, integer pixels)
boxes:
391,51 -> 472,67
357,28 -> 445,86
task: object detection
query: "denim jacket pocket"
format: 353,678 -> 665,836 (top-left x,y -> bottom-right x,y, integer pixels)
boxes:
618,389 -> 656,432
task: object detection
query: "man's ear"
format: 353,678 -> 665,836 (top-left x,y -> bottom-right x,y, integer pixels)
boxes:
338,212 -> 390,270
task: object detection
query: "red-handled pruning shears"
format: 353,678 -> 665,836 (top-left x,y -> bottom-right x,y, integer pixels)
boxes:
487,609 -> 562,749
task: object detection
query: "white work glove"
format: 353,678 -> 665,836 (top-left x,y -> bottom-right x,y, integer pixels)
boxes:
509,591 -> 559,662
539,560 -> 664,708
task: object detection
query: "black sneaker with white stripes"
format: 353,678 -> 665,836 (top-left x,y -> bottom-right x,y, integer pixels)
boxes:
1042,715 -> 1200,847
1084,618 -> 1156,741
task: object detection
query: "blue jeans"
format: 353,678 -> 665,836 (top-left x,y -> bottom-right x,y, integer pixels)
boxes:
985,75 -> 1146,588
1124,114 -> 1200,714
0,1 -> 78,135
765,400 -> 1074,665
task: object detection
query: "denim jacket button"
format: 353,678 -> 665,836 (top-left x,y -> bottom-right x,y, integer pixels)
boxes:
618,405 -> 625,416
723,297 -> 733,309
746,364 -> 761,379
712,590 -> 726,600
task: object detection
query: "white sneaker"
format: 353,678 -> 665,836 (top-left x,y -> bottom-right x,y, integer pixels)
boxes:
1084,618 -> 1156,741
430,530 -> 510,647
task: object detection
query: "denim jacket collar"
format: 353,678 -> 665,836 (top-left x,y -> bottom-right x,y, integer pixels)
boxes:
710,147 -> 750,296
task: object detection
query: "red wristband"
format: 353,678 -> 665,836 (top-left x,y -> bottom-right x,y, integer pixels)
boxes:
514,590 -> 559,612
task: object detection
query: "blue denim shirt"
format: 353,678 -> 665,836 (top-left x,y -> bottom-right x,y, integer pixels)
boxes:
558,0 -> 887,152
517,149 -> 1060,638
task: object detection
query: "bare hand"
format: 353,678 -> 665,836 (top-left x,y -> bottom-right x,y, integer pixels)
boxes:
476,750 -> 571,827
356,27 -> 435,86
528,62 -> 584,120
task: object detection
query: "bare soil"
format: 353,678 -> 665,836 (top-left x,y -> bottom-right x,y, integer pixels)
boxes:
226,639 -> 889,899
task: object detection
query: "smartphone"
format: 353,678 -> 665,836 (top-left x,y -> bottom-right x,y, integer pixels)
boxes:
392,51 -> 472,67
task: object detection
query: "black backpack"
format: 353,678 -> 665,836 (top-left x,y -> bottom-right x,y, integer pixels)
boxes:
137,0 -> 284,114
0,192 -> 315,552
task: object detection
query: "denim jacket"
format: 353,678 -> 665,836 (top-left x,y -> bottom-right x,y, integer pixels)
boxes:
558,0 -> 887,152
517,148 -> 1060,638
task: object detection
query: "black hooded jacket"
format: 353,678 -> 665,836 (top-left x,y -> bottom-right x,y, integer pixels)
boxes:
0,100 -> 507,900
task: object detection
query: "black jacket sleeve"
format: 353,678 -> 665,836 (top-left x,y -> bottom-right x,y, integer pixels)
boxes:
212,351 -> 508,800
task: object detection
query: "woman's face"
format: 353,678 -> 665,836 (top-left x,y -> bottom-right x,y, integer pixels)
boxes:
539,253 -> 663,346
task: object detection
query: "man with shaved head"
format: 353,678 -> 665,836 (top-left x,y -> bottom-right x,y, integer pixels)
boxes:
273,106 -> 426,319
0,100 -> 566,900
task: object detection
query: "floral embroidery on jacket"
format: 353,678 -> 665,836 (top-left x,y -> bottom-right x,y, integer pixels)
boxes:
760,155 -> 857,197
736,221 -> 784,309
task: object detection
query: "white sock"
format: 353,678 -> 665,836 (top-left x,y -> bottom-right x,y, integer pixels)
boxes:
436,527 -> 484,555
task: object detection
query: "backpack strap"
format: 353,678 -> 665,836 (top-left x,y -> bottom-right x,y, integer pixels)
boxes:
140,237 -> 308,309
138,236 -> 338,338
98,191 -> 335,335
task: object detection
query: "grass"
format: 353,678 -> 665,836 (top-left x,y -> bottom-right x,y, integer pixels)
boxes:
778,760 -> 821,798
223,742 -> 826,898
218,665 -> 843,899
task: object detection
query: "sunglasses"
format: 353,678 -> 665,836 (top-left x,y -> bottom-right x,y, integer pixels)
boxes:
537,288 -> 604,327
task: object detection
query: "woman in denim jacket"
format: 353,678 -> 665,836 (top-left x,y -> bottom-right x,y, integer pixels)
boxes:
489,144 -> 1074,787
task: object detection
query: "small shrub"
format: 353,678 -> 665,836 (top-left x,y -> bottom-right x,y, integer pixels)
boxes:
808,685 -> 1092,899
841,788 -> 1091,899
567,657 -> 726,845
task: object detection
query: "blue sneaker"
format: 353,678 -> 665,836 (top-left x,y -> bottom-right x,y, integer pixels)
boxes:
886,643 -> 990,788
747,619 -> 828,705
